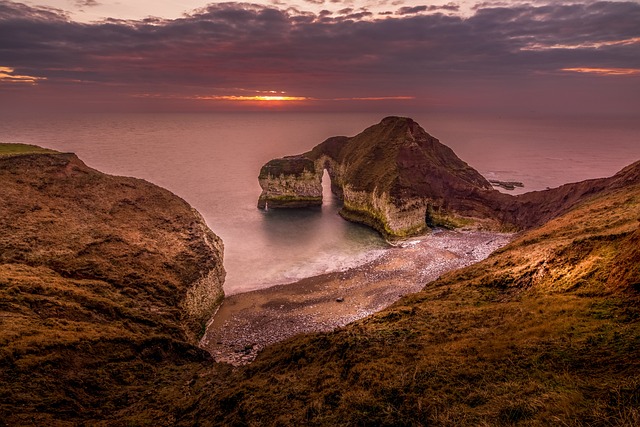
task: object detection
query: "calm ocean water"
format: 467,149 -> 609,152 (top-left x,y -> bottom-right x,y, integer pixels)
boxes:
2,112 -> 638,294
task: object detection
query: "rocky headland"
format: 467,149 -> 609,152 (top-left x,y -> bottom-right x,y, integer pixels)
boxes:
258,116 -> 640,239
0,145 -> 225,424
258,117 -> 498,237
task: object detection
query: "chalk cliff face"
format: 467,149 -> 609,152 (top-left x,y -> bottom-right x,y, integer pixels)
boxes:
257,155 -> 323,208
258,117 -> 499,237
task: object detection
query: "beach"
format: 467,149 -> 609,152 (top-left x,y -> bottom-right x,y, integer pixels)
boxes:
200,230 -> 513,365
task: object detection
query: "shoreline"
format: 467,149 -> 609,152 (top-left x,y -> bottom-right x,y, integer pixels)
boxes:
200,230 -> 513,365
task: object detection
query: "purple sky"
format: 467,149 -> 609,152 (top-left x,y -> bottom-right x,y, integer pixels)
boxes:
1,0 -> 639,114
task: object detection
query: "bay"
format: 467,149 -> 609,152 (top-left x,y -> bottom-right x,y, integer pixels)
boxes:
2,112 -> 638,294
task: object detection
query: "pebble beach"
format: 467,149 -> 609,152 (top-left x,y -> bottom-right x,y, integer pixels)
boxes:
201,230 -> 513,365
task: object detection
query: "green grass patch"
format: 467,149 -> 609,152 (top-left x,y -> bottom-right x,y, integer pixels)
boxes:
0,143 -> 58,156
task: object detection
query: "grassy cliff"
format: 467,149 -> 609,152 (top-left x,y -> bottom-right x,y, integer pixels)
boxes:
2,143 -> 639,425
0,148 -> 226,425
184,165 -> 640,426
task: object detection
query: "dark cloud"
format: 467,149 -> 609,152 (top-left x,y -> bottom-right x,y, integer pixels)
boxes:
0,1 -> 69,21
397,3 -> 460,15
439,2 -> 459,12
75,0 -> 101,7
1,1 -> 639,113
396,5 -> 428,15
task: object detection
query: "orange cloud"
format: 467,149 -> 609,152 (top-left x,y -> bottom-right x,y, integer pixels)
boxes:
330,96 -> 415,101
561,67 -> 640,76
522,36 -> 640,51
0,66 -> 46,84
194,95 -> 310,102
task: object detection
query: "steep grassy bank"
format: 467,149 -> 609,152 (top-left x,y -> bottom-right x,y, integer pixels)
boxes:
183,173 -> 640,425
0,147 -> 226,425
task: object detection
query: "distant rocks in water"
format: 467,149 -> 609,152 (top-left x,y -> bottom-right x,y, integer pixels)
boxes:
257,116 -> 499,238
256,116 -> 640,239
489,179 -> 524,191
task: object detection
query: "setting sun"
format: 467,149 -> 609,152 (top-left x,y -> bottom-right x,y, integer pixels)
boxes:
191,94 -> 309,102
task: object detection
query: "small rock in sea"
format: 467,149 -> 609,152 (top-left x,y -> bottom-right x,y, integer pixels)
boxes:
336,297 -> 344,303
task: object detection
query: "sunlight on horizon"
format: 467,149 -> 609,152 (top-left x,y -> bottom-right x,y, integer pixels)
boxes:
561,67 -> 640,76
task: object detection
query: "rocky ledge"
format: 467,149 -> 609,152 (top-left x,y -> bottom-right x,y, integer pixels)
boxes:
257,155 -> 323,208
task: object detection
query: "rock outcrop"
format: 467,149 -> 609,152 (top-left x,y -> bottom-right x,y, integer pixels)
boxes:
258,117 -> 501,238
257,155 -> 323,208
0,149 -> 225,337
0,145 -> 226,424
258,117 -> 640,239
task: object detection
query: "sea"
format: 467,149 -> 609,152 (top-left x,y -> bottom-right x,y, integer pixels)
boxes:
2,112 -> 639,294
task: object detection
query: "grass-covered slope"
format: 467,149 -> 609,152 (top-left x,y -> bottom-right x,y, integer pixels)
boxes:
0,149 -> 226,425
0,143 -> 58,156
186,166 -> 640,426
2,143 -> 639,426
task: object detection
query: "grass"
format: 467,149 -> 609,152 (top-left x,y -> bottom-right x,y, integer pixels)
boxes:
176,182 -> 640,426
0,143 -> 58,156
185,288 -> 639,426
1,142 -> 639,425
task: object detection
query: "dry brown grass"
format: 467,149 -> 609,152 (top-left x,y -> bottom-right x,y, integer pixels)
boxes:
0,152 -> 226,425
178,184 -> 640,426
2,149 -> 638,426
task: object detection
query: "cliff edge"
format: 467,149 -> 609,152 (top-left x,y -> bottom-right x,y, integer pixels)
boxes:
0,145 -> 225,424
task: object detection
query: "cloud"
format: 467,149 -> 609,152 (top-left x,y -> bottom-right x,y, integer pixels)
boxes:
396,4 -> 460,15
1,1 -> 639,113
75,0 -> 101,7
561,67 -> 640,76
0,66 -> 46,84
396,5 -> 428,15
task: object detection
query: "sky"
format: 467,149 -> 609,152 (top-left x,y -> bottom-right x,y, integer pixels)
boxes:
1,0 -> 639,114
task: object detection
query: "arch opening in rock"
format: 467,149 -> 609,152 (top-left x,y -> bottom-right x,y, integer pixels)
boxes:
321,168 -> 338,208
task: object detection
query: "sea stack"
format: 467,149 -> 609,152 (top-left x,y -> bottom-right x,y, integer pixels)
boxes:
257,155 -> 323,209
257,117 -> 499,238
